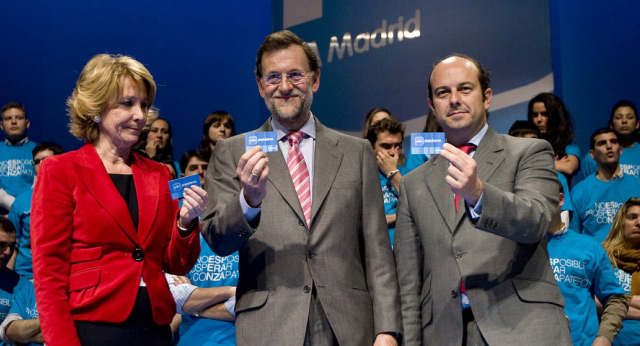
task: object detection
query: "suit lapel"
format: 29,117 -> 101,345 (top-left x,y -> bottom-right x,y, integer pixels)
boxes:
424,155 -> 456,232
310,121 -> 343,227
74,144 -> 138,243
132,154 -> 160,245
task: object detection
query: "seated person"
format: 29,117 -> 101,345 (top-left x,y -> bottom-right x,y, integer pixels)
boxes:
8,142 -> 64,278
180,150 -> 210,188
0,103 -> 37,211
366,117 -> 419,248
547,184 -> 627,346
199,111 -> 236,158
0,217 -> 19,324
0,278 -> 42,345
602,198 -> 640,346
571,128 -> 640,243
579,100 -> 640,181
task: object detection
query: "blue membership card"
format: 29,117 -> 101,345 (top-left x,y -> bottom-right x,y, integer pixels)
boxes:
168,174 -> 201,199
411,132 -> 446,155
245,131 -> 278,152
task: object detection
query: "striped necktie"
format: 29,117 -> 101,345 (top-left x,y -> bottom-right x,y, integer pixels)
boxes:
286,131 -> 311,228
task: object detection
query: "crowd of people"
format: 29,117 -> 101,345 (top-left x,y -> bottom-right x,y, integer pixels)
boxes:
0,29 -> 637,345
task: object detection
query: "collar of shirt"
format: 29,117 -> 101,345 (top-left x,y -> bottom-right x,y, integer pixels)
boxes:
4,137 -> 28,146
270,114 -> 317,142
612,168 -> 624,180
466,123 -> 489,149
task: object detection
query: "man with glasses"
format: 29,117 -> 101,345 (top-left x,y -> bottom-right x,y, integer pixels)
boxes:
202,30 -> 401,346
0,103 -> 37,212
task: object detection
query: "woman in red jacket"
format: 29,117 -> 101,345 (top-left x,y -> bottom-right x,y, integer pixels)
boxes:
31,54 -> 207,346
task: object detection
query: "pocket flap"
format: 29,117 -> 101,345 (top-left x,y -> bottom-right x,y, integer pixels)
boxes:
512,278 -> 564,306
235,290 -> 269,313
70,246 -> 103,263
70,267 -> 101,291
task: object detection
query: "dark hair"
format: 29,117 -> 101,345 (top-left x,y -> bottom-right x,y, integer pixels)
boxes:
366,117 -> 405,146
590,127 -> 618,150
362,107 -> 393,138
32,142 -> 64,158
527,93 -> 575,158
422,109 -> 443,132
428,53 -> 491,101
0,216 -> 16,234
508,120 -> 539,138
180,149 -> 210,173
200,111 -> 236,153
255,30 -> 320,79
1,102 -> 27,118
609,99 -> 638,125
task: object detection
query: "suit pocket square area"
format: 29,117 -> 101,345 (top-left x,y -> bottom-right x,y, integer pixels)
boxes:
236,290 -> 269,313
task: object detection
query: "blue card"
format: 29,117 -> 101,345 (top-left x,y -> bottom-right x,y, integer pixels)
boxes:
411,132 -> 446,155
168,174 -> 201,199
245,132 -> 278,152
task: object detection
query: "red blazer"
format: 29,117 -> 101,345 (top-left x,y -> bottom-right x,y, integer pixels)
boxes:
31,144 -> 200,346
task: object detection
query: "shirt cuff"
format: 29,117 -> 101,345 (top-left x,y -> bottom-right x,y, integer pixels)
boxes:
239,189 -> 261,222
224,296 -> 236,318
0,313 -> 22,343
166,274 -> 198,315
466,192 -> 483,220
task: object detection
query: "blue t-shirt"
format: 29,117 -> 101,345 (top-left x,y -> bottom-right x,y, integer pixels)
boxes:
8,188 -> 33,278
557,173 -> 573,212
178,235 -> 239,346
0,140 -> 36,197
570,173 -> 640,244
547,229 -> 624,346
0,267 -> 20,344
612,268 -> 640,346
579,143 -> 640,182
380,156 -> 424,248
7,279 -> 41,346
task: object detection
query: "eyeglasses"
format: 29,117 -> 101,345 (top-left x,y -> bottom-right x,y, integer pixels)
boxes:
263,71 -> 311,86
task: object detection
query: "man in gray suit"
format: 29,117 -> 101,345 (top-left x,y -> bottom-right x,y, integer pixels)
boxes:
202,30 -> 401,346
394,54 -> 572,345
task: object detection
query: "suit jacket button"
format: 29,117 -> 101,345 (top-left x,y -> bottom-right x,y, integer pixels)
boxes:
451,289 -> 458,298
299,220 -> 304,226
454,251 -> 463,259
132,247 -> 144,262
306,251 -> 313,258
303,285 -> 311,293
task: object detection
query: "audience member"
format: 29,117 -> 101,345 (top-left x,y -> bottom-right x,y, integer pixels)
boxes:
366,117 -> 417,247
0,103 -> 37,211
0,278 -> 42,345
134,115 -> 181,176
199,111 -> 235,157
170,234 -> 238,346
579,100 -> 640,181
508,120 -> 573,226
180,150 -> 210,188
8,142 -> 64,279
570,128 -> 640,243
528,92 -> 580,178
602,198 -> 640,346
394,54 -> 570,345
202,30 -> 401,345
31,53 -> 206,345
0,217 -> 18,324
547,184 -> 627,346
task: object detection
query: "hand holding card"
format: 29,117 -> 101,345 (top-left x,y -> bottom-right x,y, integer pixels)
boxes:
245,132 -> 278,152
411,132 -> 446,155
168,175 -> 202,200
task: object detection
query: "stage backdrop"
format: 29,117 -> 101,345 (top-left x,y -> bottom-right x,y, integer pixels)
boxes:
272,0 -> 554,137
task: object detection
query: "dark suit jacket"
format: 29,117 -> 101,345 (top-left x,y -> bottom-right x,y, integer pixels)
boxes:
394,128 -> 572,346
31,144 -> 200,346
202,118 -> 401,345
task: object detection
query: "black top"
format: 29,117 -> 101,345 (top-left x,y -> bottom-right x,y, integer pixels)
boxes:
109,174 -> 138,231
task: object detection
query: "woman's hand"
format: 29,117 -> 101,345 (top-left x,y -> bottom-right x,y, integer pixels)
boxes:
178,186 -> 208,228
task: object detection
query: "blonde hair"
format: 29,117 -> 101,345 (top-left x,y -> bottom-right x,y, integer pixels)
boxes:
66,54 -> 156,142
602,197 -> 640,265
